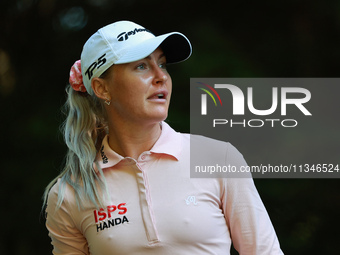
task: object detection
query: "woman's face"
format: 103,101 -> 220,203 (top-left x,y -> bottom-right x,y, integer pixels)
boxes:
104,48 -> 172,126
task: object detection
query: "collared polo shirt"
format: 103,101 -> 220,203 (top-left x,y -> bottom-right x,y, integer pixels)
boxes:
46,122 -> 283,254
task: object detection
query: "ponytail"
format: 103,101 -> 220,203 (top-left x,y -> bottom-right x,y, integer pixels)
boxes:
43,85 -> 108,209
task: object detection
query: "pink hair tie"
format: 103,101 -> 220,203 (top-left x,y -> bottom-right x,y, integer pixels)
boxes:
69,60 -> 87,93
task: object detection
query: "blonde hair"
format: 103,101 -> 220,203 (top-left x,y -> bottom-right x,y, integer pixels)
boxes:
43,85 -> 108,209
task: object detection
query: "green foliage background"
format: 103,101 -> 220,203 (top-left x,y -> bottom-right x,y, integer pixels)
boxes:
0,0 -> 339,254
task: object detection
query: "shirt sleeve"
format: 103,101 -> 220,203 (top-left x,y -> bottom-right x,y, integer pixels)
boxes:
45,182 -> 89,255
221,143 -> 284,255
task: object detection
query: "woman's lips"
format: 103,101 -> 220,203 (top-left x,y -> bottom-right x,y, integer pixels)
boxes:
147,91 -> 168,102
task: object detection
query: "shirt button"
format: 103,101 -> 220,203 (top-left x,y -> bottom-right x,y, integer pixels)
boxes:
141,155 -> 146,160
125,158 -> 134,163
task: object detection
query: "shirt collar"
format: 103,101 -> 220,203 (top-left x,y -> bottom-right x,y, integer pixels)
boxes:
150,121 -> 182,159
94,121 -> 183,172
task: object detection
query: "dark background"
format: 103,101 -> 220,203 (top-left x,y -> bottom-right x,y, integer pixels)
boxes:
1,0 -> 339,254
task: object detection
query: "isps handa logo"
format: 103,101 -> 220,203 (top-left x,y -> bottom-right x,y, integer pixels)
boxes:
195,80 -> 312,128
93,203 -> 128,232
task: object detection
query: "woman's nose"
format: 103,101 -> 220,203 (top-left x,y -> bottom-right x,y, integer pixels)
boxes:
153,65 -> 168,85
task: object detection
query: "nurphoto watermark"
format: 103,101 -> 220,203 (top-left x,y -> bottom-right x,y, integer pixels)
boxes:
190,78 -> 340,178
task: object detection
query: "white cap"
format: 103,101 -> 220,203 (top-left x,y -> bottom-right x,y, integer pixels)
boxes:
81,20 -> 192,93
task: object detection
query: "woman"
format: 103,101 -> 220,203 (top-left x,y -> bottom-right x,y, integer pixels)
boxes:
44,20 -> 284,254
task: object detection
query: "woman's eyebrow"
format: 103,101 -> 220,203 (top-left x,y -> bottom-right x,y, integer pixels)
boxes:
145,53 -> 166,60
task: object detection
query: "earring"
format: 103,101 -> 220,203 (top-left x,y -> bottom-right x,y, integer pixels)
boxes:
105,99 -> 111,106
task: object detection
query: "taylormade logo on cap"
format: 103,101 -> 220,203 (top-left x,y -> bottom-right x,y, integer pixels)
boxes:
117,28 -> 152,41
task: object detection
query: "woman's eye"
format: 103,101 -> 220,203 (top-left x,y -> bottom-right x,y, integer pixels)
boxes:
136,63 -> 146,70
159,63 -> 167,69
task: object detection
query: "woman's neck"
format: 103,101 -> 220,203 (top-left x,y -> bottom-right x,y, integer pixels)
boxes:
107,120 -> 162,160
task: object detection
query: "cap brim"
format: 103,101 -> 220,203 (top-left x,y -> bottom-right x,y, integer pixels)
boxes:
114,32 -> 192,64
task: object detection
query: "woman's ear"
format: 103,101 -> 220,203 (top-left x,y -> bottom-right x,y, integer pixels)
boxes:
91,77 -> 111,102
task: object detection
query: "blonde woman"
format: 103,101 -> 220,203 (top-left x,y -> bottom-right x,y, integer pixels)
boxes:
44,20 -> 283,254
